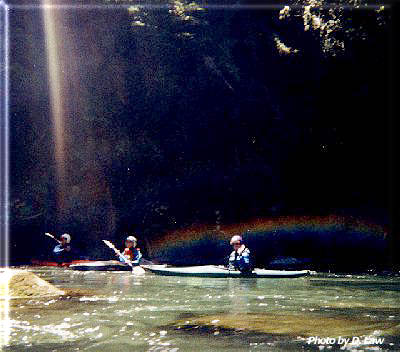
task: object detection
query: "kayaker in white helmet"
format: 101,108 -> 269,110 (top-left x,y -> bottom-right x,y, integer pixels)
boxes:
228,235 -> 252,273
119,235 -> 142,265
61,233 -> 71,243
52,233 -> 72,263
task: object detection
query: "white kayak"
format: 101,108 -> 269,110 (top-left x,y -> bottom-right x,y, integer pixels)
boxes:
143,265 -> 310,278
70,260 -> 145,275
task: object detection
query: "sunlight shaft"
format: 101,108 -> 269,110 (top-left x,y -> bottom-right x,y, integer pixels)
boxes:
42,1 -> 66,210
0,1 -> 10,268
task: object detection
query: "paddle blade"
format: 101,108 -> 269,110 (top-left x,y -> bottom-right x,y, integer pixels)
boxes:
45,232 -> 54,239
102,240 -> 114,249
45,232 -> 61,243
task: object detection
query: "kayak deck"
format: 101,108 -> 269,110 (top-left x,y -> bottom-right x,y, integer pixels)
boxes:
69,261 -> 146,274
31,259 -> 92,267
70,260 -> 132,271
144,265 -> 310,278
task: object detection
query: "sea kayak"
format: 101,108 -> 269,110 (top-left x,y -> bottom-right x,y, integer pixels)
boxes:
143,265 -> 310,278
69,260 -> 145,274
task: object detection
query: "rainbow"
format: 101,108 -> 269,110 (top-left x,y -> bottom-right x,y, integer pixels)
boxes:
148,215 -> 387,260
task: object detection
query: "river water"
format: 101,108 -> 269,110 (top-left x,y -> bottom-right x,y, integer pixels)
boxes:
2,267 -> 400,352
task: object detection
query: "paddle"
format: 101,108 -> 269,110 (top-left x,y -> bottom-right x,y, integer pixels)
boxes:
102,240 -> 134,269
45,232 -> 61,244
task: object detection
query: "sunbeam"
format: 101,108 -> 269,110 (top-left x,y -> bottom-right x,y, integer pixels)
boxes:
42,1 -> 66,213
0,0 -> 10,268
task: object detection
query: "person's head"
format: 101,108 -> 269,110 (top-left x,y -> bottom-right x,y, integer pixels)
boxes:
61,233 -> 71,244
230,235 -> 242,249
125,235 -> 137,248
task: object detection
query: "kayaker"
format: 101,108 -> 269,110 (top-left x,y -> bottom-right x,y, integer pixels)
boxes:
53,233 -> 72,263
228,235 -> 252,273
119,235 -> 142,265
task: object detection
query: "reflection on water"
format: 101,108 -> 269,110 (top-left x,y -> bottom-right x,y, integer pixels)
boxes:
2,267 -> 400,351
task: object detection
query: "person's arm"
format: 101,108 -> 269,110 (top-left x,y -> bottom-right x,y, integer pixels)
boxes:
119,248 -> 128,262
53,244 -> 64,254
228,251 -> 236,270
239,249 -> 252,272
132,248 -> 142,264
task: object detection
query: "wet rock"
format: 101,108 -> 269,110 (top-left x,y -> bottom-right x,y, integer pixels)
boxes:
173,312 -> 400,337
0,269 -> 65,299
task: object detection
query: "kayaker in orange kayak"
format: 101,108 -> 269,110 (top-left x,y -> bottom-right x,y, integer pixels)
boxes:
52,233 -> 73,263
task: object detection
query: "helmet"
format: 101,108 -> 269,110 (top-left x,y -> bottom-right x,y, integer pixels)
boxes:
230,235 -> 242,245
126,235 -> 137,244
61,233 -> 71,243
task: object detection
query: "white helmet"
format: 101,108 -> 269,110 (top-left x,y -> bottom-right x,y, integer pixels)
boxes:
61,233 -> 71,243
126,235 -> 137,244
230,235 -> 242,245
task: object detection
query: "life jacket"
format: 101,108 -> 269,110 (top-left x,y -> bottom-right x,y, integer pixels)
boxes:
123,247 -> 140,261
229,246 -> 251,271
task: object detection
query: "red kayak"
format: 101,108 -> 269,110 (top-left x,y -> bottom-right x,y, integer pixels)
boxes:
31,259 -> 92,267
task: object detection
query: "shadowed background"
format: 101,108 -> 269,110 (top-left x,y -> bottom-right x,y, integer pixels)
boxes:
8,1 -> 396,270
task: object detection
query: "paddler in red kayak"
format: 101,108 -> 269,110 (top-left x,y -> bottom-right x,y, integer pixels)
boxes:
52,233 -> 73,263
119,235 -> 142,265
